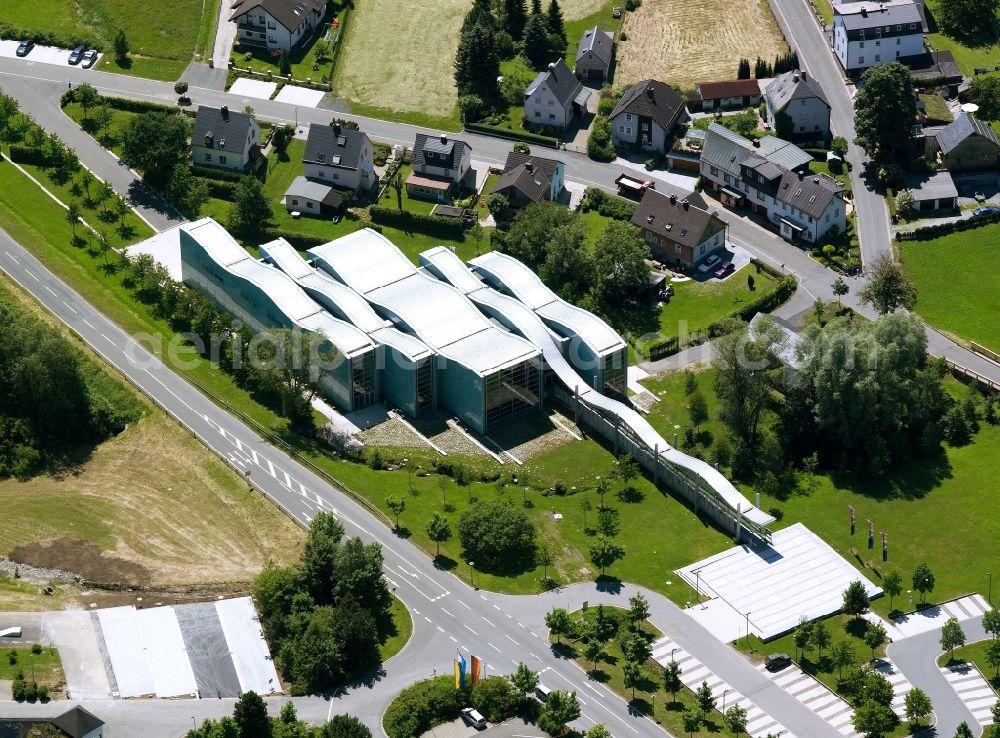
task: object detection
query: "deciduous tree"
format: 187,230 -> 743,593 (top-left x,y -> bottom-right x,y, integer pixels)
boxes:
913,562 -> 935,604
853,62 -> 916,162
425,512 -> 452,556
588,534 -> 625,576
120,111 -> 189,182
941,617 -> 966,660
904,687 -> 932,726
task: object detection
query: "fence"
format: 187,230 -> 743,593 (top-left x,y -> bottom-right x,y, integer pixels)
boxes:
971,342 -> 1000,366
947,360 -> 1000,393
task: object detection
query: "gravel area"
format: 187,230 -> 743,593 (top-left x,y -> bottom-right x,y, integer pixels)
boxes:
356,417 -> 430,449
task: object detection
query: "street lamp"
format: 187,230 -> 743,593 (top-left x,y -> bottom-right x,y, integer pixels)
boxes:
191,717 -> 197,730
469,561 -> 476,588
722,688 -> 731,712
402,457 -> 412,494
989,572 -> 993,605
745,611 -> 752,646
671,647 -> 678,662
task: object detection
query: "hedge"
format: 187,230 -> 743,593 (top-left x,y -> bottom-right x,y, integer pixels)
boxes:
464,122 -> 559,148
195,176 -> 236,199
8,144 -> 50,167
260,222 -> 377,251
190,164 -> 247,183
0,23 -> 102,51
578,187 -> 636,221
369,206 -> 465,238
896,210 -> 1000,241
60,90 -> 178,116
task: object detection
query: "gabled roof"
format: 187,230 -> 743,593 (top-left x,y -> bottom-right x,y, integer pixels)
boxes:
412,132 -> 471,170
503,151 -> 562,181
701,123 -> 754,175
765,70 -> 830,112
775,171 -> 844,219
630,189 -> 727,249
51,707 -> 104,738
193,106 -> 256,151
935,113 -> 1000,154
304,124 -> 370,170
834,0 -> 922,29
756,135 -> 813,171
229,0 -> 325,31
526,59 -> 584,108
743,153 -> 786,181
284,176 -> 344,208
697,78 -> 761,100
575,26 -> 614,66
494,154 -> 557,203
903,170 -> 958,201
609,79 -> 686,132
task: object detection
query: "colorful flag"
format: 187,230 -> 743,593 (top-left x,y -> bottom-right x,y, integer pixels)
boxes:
849,505 -> 855,537
867,519 -> 874,550
882,531 -> 888,563
471,655 -> 482,685
455,652 -> 467,689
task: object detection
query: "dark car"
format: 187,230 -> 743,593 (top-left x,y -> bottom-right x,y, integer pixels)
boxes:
81,49 -> 98,68
15,40 -> 34,57
68,46 -> 85,65
765,653 -> 792,671
972,206 -> 1000,218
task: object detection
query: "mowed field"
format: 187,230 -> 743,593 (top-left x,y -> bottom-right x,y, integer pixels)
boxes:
5,0 -> 216,80
616,0 -> 787,90
336,0 -> 609,127
0,277 -> 303,590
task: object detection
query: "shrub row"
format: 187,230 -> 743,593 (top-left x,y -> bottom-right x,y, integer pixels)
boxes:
189,164 -> 247,183
60,89 -> 178,116
706,275 -> 798,336
463,122 -> 559,148
896,210 -> 1000,241
578,187 -> 636,221
749,257 -> 785,280
383,676 -> 467,738
7,144 -> 50,167
369,206 -> 465,237
0,22 -> 102,51
194,176 -> 237,200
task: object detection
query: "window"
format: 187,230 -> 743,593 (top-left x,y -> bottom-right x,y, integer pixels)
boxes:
859,56 -> 865,64
910,22 -> 916,28
814,125 -> 820,130
674,244 -> 682,254
318,170 -> 325,178
219,155 -> 227,164
548,113 -> 555,121
875,54 -> 881,62
625,127 -> 633,135
267,22 -> 275,29
799,125 -> 805,131
268,36 -> 275,43
205,153 -> 212,162
826,213 -> 830,222
897,38 -> 900,44
896,24 -> 901,30
859,41 -> 864,48
626,113 -> 632,121
710,166 -> 719,176
331,173 -> 339,180
699,244 -> 705,254
618,125 -> 626,133
291,198 -> 298,206
724,174 -> 730,183
306,202 -> 313,209
534,110 -> 541,118
757,190 -> 764,201
645,231 -> 654,243
876,40 -> 881,46
548,99 -> 554,106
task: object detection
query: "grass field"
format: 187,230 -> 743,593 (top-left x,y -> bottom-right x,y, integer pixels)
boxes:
615,0 -> 787,91
336,0 -> 612,130
949,640 -> 1000,689
0,646 -> 64,691
924,0 -> 1000,76
900,227 -> 1000,353
6,0 -> 217,81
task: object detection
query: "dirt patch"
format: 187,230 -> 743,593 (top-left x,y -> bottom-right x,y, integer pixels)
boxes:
9,538 -> 150,588
615,0 -> 787,90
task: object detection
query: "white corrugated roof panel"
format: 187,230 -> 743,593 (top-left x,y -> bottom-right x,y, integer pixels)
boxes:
310,229 -> 416,294
299,311 -> 374,358
536,301 -> 626,356
183,218 -> 251,267
470,251 -> 556,309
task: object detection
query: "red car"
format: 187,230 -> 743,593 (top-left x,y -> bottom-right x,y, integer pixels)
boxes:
714,260 -> 733,278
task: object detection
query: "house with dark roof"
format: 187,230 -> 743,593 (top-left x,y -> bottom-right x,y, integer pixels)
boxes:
928,113 -> 1000,172
630,189 -> 728,268
763,70 -> 831,146
525,59 -> 591,130
303,123 -> 375,192
230,0 -> 326,53
492,152 -> 565,206
695,79 -> 761,112
902,170 -> 958,211
1,707 -> 105,738
574,27 -> 614,81
192,105 -> 261,172
609,79 -> 687,154
405,133 -> 473,201
833,0 -> 924,72
700,122 -> 811,201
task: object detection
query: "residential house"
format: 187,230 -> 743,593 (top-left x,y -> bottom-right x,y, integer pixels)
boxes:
695,79 -> 761,112
630,189 -> 728,269
574,26 -> 614,81
230,0 -> 326,54
405,132 -> 473,201
525,58 -> 592,130
833,0 -> 924,73
903,170 -> 958,211
492,151 -> 565,206
609,79 -> 688,154
700,122 -> 811,203
192,105 -> 260,171
284,176 -> 344,215
763,69 -> 831,146
928,113 -> 1000,171
2,706 -> 106,738
303,123 -> 375,192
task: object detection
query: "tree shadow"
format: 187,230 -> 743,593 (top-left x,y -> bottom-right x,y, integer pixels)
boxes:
432,554 -> 457,571
828,448 -> 952,502
551,642 -> 577,660
845,617 -> 869,639
392,526 -> 411,539
595,575 -> 623,594
616,485 -> 645,503
113,58 -> 133,70
588,668 -> 610,683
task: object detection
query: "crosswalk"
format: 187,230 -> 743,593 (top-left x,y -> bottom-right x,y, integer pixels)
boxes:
756,662 -> 860,738
651,636 -> 793,738
941,661 -> 999,728
892,594 -> 993,639
871,657 -> 915,719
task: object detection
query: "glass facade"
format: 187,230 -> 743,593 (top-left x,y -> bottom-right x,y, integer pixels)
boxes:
485,359 -> 540,428
416,357 -> 434,411
602,350 -> 627,397
351,351 -> 377,409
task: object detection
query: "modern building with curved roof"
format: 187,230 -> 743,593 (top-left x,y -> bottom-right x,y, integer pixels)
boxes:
307,229 -> 542,434
179,219 -> 377,412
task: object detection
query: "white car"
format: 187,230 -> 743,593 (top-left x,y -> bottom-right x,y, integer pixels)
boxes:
697,254 -> 722,273
461,707 -> 487,729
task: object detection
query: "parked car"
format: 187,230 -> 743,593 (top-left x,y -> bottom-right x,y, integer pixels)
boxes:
68,46 -> 85,65
15,40 -> 34,57
714,260 -> 733,278
535,684 -> 552,702
81,49 -> 98,68
460,708 -> 487,729
765,653 -> 791,671
972,206 -> 1000,218
975,191 -> 987,203
697,254 -> 722,273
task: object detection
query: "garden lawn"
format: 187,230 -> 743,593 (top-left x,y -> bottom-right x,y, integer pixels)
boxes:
0,647 -> 64,689
948,641 -> 1000,688
923,0 -> 1000,76
62,103 -> 138,158
561,1 -> 624,69
900,226 -> 1000,353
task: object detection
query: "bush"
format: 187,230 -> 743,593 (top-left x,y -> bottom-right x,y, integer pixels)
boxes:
189,164 -> 247,183
706,275 -> 797,336
24,680 -> 37,703
578,187 -> 636,220
37,684 -> 48,702
458,499 -> 536,572
464,122 -> 559,147
369,206 -> 465,238
373,142 -> 392,166
896,209 -> 1000,241
587,116 -> 616,162
383,676 -> 466,738
30,644 -> 41,656
0,22 -> 102,52
11,678 -> 25,702
471,676 -> 519,723
8,144 -> 51,167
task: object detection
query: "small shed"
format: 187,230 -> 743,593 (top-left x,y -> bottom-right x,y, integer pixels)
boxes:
283,176 -> 344,216
574,26 -> 614,81
903,170 -> 959,212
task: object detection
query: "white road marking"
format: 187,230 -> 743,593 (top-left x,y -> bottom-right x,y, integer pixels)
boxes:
449,636 -> 457,643
505,635 -> 519,645
489,643 -> 501,653
23,268 -> 37,281
4,252 -> 20,264
482,616 -> 494,626
457,600 -> 472,610
440,608 -> 454,617
61,301 -> 77,314
464,625 -> 478,636
43,285 -> 57,296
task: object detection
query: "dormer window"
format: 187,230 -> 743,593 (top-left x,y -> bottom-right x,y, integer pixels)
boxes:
646,214 -> 654,224
318,153 -> 326,162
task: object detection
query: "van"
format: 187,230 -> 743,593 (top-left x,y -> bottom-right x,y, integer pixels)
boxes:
764,653 -> 792,671
535,684 -> 552,701
461,707 -> 487,729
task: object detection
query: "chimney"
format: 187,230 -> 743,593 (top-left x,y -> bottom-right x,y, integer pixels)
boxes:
752,139 -> 761,147
440,134 -> 448,145
525,161 -> 534,172
333,123 -> 341,136
669,193 -> 677,205
204,132 -> 213,147
798,170 -> 804,180
548,62 -> 556,71
801,70 -> 807,82
646,85 -> 655,101
860,6 -> 868,16
793,71 -> 800,82
221,105 -> 229,121
682,199 -> 690,211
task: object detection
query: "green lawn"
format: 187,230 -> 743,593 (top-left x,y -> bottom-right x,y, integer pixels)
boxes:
924,0 -> 1000,76
0,646 -> 65,690
948,640 -> 1000,689
919,93 -> 954,125
561,1 -> 623,71
6,0 -> 216,81
900,226 -> 1000,353
381,595 -> 413,662
62,102 -> 136,158
809,160 -> 853,197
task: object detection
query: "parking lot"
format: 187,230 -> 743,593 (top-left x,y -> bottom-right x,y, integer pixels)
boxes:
0,40 -> 102,69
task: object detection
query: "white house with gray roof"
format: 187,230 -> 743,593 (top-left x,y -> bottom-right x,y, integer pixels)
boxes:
525,59 -> 591,130
192,105 -> 260,171
609,79 -> 687,154
230,0 -> 326,53
405,132 -> 473,201
700,123 -> 811,202
303,123 -> 374,192
574,26 -> 614,81
764,70 -> 831,146
833,0 -> 924,72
